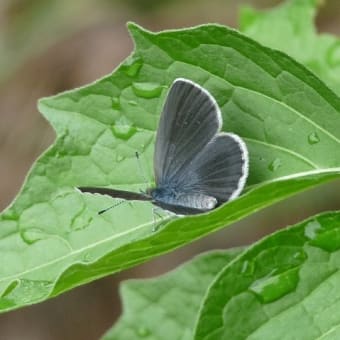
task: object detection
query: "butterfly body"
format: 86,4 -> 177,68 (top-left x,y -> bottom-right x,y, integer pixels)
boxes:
79,78 -> 249,216
148,187 -> 217,215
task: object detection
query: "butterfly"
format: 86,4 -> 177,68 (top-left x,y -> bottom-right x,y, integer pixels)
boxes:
79,78 -> 249,215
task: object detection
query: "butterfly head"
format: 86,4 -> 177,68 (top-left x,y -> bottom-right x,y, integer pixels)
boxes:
144,187 -> 157,199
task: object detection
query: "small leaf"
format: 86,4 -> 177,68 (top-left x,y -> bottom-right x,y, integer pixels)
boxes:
194,211 -> 340,340
240,0 -> 340,94
102,248 -> 242,340
0,21 -> 339,312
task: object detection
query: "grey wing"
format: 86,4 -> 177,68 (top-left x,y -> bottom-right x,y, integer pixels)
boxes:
154,78 -> 222,187
179,133 -> 249,204
78,187 -> 151,201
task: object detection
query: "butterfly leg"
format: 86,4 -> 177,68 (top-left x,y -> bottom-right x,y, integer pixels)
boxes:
152,207 -> 164,232
152,207 -> 175,232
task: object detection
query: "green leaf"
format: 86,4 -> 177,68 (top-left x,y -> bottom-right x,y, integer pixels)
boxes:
0,21 -> 340,312
194,211 -> 340,340
102,248 -> 243,340
240,0 -> 340,95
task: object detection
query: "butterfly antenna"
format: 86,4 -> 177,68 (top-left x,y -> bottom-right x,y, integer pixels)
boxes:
135,151 -> 149,186
98,199 -> 125,215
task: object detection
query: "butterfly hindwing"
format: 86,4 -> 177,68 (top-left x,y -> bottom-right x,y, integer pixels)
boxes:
177,133 -> 248,204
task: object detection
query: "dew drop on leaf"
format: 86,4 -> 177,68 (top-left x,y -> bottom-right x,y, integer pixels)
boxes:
111,116 -> 137,140
241,260 -> 254,276
1,280 -> 19,298
292,250 -> 306,261
304,219 -> 340,252
304,220 -> 322,240
111,97 -> 121,110
122,56 -> 143,77
82,253 -> 93,263
128,100 -> 138,106
308,132 -> 320,145
137,326 -> 151,337
248,267 -> 299,303
116,154 -> 124,162
14,279 -> 52,303
71,214 -> 93,231
132,82 -> 163,99
268,158 -> 282,172
20,228 -> 49,245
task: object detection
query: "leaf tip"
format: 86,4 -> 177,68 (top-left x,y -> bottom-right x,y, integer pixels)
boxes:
37,97 -> 48,114
127,21 -> 144,35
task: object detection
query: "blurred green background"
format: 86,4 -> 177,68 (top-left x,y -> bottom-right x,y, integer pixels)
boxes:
0,0 -> 340,339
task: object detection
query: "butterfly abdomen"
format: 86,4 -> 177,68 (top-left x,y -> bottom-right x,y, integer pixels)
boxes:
176,193 -> 217,210
150,187 -> 217,212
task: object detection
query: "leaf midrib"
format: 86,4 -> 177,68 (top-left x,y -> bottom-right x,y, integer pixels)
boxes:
2,168 -> 340,287
0,216 -> 161,285
244,137 -> 319,169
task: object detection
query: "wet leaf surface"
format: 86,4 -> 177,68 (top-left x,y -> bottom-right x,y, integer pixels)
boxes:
0,20 -> 339,312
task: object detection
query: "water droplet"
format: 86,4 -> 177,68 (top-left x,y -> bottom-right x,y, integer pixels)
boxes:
308,132 -> 320,145
112,116 -> 137,140
1,280 -> 19,298
132,82 -> 163,99
304,218 -> 340,252
123,57 -> 143,77
304,220 -> 322,240
241,260 -> 254,276
82,253 -> 93,263
1,279 -> 52,306
249,267 -> 299,303
111,97 -> 121,110
116,154 -> 124,162
15,279 -> 52,303
137,326 -> 151,337
20,228 -> 48,245
1,209 -> 18,221
71,215 -> 93,231
128,100 -> 138,106
292,250 -> 306,261
268,158 -> 282,172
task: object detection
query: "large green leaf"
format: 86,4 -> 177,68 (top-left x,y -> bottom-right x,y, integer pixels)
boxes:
240,0 -> 340,95
194,211 -> 340,340
102,248 -> 242,340
0,22 -> 340,312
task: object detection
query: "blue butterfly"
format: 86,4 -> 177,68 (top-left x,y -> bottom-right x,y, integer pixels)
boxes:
79,78 -> 248,215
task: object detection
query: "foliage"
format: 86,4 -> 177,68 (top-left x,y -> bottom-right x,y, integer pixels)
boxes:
0,1 -> 339,339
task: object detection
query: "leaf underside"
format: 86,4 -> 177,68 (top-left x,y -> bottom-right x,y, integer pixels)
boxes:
0,20 -> 339,312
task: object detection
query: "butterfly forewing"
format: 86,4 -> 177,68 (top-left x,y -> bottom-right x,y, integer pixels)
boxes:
154,78 -> 222,187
